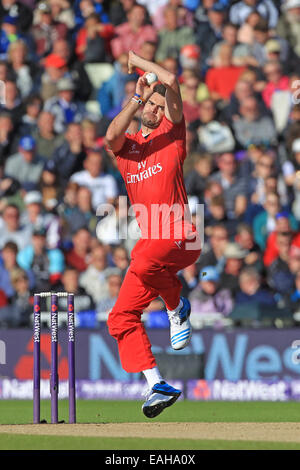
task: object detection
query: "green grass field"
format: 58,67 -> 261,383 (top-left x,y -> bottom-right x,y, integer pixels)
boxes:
1,400 -> 300,450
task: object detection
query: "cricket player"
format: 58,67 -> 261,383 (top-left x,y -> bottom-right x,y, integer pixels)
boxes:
106,51 -> 201,418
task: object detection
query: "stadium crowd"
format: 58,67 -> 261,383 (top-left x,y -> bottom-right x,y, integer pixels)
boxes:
0,0 -> 300,328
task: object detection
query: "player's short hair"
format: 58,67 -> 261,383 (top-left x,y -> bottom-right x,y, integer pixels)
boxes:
153,83 -> 166,97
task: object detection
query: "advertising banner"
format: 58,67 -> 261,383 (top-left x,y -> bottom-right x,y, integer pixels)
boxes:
1,328 -> 300,383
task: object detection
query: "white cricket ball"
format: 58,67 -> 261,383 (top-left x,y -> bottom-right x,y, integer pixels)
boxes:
146,72 -> 158,85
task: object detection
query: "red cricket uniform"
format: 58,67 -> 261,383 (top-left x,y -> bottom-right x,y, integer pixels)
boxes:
107,115 -> 201,373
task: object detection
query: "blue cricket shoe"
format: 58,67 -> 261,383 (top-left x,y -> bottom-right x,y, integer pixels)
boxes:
142,381 -> 182,418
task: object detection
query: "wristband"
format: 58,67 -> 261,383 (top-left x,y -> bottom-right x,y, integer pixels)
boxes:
131,97 -> 144,105
134,93 -> 141,98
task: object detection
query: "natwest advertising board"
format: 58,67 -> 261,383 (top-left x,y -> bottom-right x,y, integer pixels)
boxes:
0,328 -> 300,383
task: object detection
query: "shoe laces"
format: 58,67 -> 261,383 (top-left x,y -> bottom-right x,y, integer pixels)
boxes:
167,310 -> 181,325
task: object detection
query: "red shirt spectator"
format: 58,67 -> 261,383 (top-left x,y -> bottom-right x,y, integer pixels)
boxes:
65,228 -> 91,273
75,13 -> 114,62
205,43 -> 245,101
30,2 -> 68,58
262,61 -> 290,108
263,215 -> 300,266
110,4 -> 157,60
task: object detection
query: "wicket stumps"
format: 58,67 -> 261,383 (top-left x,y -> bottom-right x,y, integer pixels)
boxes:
33,292 -> 76,424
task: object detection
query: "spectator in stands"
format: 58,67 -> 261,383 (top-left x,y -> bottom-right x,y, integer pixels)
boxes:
210,152 -> 248,219
253,192 -> 297,250
211,22 -> 253,67
111,245 -> 129,279
0,204 -> 32,250
276,0 -> 300,58
189,98 -> 235,154
220,242 -> 247,296
0,113 -> 15,162
32,111 -> 64,160
249,152 -> 289,207
205,43 -> 246,103
185,152 -> 214,201
111,4 -> 157,59
81,119 -> 101,152
152,0 -> 194,30
0,241 -> 20,298
109,0 -> 137,26
235,222 -> 263,271
48,0 -> 75,30
65,226 -> 91,272
4,136 -> 45,187
197,223 -> 229,272
0,80 -> 23,126
44,77 -> 88,134
17,226 -> 65,291
0,0 -> 33,33
75,12 -> 114,63
236,266 -> 276,307
56,266 -> 95,313
267,229 -> 296,298
62,185 -> 97,236
15,95 -> 43,141
251,19 -> 293,69
7,40 -> 34,98
74,0 -> 109,31
0,15 -> 24,60
155,4 -> 195,62
97,268 -> 123,315
229,0 -> 278,29
71,146 -> 118,210
21,190 -> 61,249
195,2 -> 227,68
97,53 -> 137,117
39,160 -> 61,211
31,1 -> 68,58
205,194 -> 238,238
237,11 -> 263,45
52,38 -> 92,102
181,75 -> 202,124
290,270 -> 300,313
221,78 -> 269,126
233,96 -> 277,149
283,138 -> 300,187
262,60 -> 290,108
8,268 -> 32,326
79,243 -> 110,303
40,53 -> 68,101
202,180 -> 224,217
51,122 -> 85,190
264,213 -> 300,267
189,265 -> 233,316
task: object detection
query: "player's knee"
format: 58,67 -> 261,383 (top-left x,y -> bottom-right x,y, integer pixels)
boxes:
131,257 -> 156,283
107,307 -> 140,339
107,308 -> 120,338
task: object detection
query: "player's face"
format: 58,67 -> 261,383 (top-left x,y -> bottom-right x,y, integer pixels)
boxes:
142,92 -> 165,129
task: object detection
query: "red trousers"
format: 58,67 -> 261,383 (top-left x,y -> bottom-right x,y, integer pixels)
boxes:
107,237 -> 201,373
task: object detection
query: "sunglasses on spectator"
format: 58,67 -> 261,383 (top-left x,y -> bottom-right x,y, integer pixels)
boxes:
258,161 -> 274,168
278,231 -> 292,236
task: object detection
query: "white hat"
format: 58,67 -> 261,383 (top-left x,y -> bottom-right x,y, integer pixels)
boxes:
24,191 -> 43,205
282,0 -> 300,10
292,138 -> 300,153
